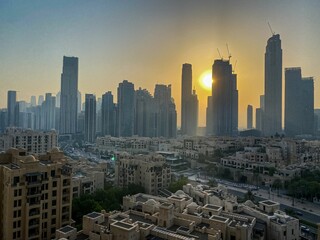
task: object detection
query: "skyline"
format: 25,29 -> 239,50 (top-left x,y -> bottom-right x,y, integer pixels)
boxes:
1,0 -> 320,128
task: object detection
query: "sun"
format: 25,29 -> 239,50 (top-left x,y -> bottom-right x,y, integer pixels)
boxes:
199,70 -> 212,91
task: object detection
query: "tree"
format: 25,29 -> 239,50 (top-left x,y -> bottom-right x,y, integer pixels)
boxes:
244,190 -> 255,202
168,176 -> 188,192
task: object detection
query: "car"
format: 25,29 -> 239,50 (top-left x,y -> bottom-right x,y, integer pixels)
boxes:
300,225 -> 310,232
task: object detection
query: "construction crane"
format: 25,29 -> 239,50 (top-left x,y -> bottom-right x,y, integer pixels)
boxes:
268,22 -> 275,36
232,60 -> 237,73
217,48 -> 223,60
226,44 -> 232,61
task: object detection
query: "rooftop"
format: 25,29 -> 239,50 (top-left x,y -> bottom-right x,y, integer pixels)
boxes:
112,221 -> 135,230
260,200 -> 278,206
204,204 -> 221,210
86,212 -> 102,219
58,225 -> 75,234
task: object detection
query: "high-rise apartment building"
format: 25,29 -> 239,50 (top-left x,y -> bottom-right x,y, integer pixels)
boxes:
206,96 -> 213,135
60,56 -> 78,135
209,60 -> 238,136
181,63 -> 198,136
247,105 -> 253,129
42,93 -> 56,130
30,96 -> 36,107
154,84 -> 177,138
117,80 -> 135,137
7,90 -> 17,127
0,148 -> 73,240
38,95 -> 44,106
263,34 -> 282,136
285,68 -> 314,136
134,88 -> 156,137
84,94 -> 96,142
256,95 -> 265,132
101,92 -> 116,137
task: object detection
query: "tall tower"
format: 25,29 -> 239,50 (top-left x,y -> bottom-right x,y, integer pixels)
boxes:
43,93 -> 56,130
263,34 -> 282,136
7,90 -> 17,127
134,88 -> 155,137
247,105 -> 253,129
154,84 -> 177,138
285,68 -> 314,136
60,56 -> 78,134
84,94 -> 96,142
181,63 -> 198,136
101,91 -> 116,136
117,80 -> 135,137
210,59 -> 238,136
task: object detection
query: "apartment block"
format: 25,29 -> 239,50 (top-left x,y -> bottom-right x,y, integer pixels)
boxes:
0,127 -> 57,155
0,148 -> 73,240
114,153 -> 171,195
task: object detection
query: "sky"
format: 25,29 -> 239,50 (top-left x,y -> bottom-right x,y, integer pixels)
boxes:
1,0 -> 320,128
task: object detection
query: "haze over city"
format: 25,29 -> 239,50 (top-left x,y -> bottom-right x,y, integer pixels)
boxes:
1,0 -> 320,128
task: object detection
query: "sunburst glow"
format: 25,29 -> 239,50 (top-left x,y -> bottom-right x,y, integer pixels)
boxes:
199,70 -> 212,91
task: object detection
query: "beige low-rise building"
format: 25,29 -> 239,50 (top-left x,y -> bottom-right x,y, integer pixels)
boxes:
0,127 -> 57,155
114,153 -> 171,195
57,192 -> 256,240
0,147 -> 73,240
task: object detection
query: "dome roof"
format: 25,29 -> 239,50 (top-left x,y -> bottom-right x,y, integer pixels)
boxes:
51,147 -> 60,153
25,155 -> 36,162
175,190 -> 186,196
145,199 -> 159,206
187,202 -> 198,208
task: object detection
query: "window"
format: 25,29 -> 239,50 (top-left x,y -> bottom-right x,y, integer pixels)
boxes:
13,177 -> 19,185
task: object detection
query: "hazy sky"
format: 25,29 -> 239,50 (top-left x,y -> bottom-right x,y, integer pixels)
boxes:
1,0 -> 320,128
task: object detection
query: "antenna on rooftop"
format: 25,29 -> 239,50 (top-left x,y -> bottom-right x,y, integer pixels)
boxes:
217,48 -> 223,60
268,22 -> 275,36
226,44 -> 232,61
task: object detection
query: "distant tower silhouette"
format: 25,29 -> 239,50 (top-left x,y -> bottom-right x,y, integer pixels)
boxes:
247,105 -> 253,129
7,90 -> 17,127
181,63 -> 198,136
209,59 -> 238,136
101,91 -> 116,136
59,56 -> 78,134
285,68 -> 314,136
117,80 -> 135,137
263,34 -> 282,136
154,84 -> 177,138
84,94 -> 96,142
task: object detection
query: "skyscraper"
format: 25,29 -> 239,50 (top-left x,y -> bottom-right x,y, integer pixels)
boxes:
42,93 -> 56,130
117,80 -> 135,137
84,94 -> 96,142
206,96 -> 213,135
285,68 -> 314,136
154,84 -> 177,138
247,105 -> 253,129
30,96 -> 36,107
256,95 -> 264,131
60,56 -> 79,134
209,59 -> 238,136
181,63 -> 198,136
134,88 -> 156,137
263,34 -> 282,136
38,95 -> 44,106
7,90 -> 16,127
101,91 -> 116,136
